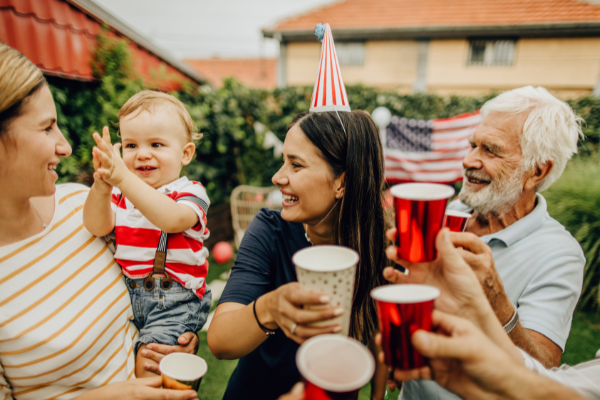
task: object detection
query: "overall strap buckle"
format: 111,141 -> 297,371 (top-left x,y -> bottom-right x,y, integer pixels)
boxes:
144,231 -> 173,291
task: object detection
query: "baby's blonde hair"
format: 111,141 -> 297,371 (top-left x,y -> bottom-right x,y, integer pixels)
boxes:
118,90 -> 202,144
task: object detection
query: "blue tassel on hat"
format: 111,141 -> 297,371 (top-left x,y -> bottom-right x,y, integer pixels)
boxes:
314,23 -> 326,42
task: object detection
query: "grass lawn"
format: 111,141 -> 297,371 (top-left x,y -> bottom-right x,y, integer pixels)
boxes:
195,309 -> 600,399
562,310 -> 600,365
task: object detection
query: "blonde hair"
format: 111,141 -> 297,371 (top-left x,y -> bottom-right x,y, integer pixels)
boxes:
118,90 -> 202,144
0,42 -> 46,134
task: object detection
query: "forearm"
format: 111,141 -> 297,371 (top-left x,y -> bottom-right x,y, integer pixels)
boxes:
500,367 -> 587,400
507,324 -> 558,368
117,172 -> 198,233
207,297 -> 273,360
83,184 -> 115,237
474,302 -> 524,364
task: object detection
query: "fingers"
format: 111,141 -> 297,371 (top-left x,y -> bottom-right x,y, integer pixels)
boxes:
113,142 -> 122,158
141,358 -> 160,374
155,389 -> 197,399
144,342 -> 177,357
101,126 -> 112,145
93,131 -> 113,154
94,145 -> 114,167
140,348 -> 167,367
177,332 -> 199,352
279,314 -> 340,344
375,332 -> 382,346
392,366 -> 432,382
383,266 -> 410,284
448,231 -> 488,255
411,313 -> 473,361
437,229 -> 473,268
285,301 -> 344,325
386,227 -> 397,243
136,376 -> 164,388
92,150 -> 100,171
285,284 -> 332,306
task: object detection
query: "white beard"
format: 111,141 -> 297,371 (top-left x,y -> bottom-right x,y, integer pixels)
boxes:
459,167 -> 525,216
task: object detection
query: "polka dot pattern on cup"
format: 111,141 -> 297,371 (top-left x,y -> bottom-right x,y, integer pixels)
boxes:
296,266 -> 356,336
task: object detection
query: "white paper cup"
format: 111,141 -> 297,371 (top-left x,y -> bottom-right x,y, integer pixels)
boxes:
296,334 -> 375,396
160,353 -> 207,391
293,245 -> 359,336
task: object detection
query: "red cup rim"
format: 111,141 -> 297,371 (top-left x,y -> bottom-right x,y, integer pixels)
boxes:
390,183 -> 455,201
296,335 -> 375,392
370,284 -> 440,303
292,245 -> 360,273
445,210 -> 472,218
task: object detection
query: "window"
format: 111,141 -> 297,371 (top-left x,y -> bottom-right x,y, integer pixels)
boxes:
335,42 -> 365,67
468,40 -> 516,66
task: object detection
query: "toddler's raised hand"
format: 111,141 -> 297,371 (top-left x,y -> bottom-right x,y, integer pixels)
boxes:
92,126 -> 129,188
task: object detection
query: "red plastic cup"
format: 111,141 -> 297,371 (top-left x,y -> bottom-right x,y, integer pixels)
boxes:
296,335 -> 375,400
444,210 -> 472,232
391,183 -> 455,263
371,284 -> 440,370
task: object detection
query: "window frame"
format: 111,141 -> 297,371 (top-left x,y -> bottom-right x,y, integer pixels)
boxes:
467,38 -> 517,67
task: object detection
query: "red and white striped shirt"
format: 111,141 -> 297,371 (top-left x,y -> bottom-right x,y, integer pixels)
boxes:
111,177 -> 210,298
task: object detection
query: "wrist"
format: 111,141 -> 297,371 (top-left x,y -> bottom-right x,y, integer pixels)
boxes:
112,169 -> 132,190
256,293 -> 277,330
93,181 -> 112,196
494,295 -> 515,326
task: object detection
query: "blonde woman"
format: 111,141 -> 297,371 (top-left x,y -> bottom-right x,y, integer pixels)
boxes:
0,43 -> 197,399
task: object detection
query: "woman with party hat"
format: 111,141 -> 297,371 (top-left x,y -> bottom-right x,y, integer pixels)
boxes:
208,24 -> 389,400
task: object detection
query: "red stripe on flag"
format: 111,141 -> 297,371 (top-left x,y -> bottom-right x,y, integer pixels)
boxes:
385,112 -> 481,183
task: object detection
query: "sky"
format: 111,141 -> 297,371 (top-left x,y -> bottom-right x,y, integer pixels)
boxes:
92,0 -> 337,60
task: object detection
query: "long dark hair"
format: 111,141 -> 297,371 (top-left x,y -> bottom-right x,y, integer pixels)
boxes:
289,110 -> 389,343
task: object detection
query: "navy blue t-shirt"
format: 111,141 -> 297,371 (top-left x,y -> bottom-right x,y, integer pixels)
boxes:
218,208 -> 311,400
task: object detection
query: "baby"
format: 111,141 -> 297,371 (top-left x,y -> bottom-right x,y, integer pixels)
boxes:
83,90 -> 211,378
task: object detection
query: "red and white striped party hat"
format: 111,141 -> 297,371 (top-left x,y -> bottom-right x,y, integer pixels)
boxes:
310,23 -> 351,113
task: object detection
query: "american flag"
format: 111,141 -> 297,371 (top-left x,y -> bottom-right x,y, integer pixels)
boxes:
384,111 -> 482,183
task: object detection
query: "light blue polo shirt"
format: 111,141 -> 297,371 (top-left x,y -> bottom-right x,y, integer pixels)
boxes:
401,193 -> 585,400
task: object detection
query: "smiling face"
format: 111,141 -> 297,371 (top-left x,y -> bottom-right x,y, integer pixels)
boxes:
119,107 -> 195,189
271,124 -> 342,225
0,85 -> 72,199
459,111 -> 529,215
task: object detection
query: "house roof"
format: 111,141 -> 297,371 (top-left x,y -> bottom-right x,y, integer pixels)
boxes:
185,58 -> 277,89
0,0 -> 204,90
263,0 -> 600,41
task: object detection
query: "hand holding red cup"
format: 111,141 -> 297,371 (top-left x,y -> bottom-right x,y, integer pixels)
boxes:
391,183 -> 454,263
371,284 -> 440,371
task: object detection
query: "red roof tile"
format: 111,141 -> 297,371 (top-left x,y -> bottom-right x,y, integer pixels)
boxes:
0,0 -> 199,91
270,0 -> 600,32
185,58 -> 277,89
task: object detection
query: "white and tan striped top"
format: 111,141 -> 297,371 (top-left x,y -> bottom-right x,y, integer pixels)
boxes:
0,184 -> 137,400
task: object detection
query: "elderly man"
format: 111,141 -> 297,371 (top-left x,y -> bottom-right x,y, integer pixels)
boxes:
397,86 -> 585,400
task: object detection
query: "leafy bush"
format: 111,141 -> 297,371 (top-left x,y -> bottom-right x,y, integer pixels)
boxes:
545,153 -> 600,310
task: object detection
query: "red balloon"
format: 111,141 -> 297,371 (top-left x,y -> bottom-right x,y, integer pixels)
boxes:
212,241 -> 234,264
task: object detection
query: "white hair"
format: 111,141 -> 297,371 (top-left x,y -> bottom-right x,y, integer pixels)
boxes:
480,86 -> 584,192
